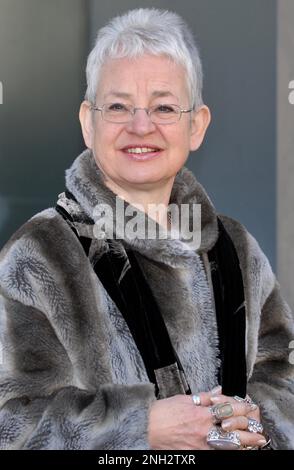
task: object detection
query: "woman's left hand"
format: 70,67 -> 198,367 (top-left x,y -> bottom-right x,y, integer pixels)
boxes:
209,393 -> 267,449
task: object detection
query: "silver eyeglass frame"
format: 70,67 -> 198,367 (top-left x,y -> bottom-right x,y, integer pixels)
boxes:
90,102 -> 194,125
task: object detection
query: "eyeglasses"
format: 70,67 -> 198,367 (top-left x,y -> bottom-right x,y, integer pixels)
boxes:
90,102 -> 194,125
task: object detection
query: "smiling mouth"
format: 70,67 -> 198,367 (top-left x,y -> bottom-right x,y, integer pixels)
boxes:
120,146 -> 163,160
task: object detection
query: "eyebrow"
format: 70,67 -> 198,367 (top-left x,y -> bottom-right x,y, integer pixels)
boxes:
103,90 -> 177,100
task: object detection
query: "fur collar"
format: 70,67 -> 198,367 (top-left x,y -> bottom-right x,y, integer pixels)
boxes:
64,149 -> 219,267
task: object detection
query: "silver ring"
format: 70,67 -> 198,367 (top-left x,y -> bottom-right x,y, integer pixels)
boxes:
233,395 -> 246,402
192,394 -> 201,406
207,426 -> 241,450
234,395 -> 255,405
209,402 -> 234,424
247,418 -> 263,434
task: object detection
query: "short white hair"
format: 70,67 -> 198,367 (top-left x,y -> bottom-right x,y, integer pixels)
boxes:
85,8 -> 203,109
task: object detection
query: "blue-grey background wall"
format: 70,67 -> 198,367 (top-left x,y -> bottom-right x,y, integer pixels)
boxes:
0,0 -> 276,269
0,0 -> 87,245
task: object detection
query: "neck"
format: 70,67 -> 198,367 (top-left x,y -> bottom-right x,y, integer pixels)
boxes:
104,178 -> 175,229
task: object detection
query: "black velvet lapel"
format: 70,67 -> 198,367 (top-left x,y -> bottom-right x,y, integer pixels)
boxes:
94,246 -> 191,396
208,218 -> 247,397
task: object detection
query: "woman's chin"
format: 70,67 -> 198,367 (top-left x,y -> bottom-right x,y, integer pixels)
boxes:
122,166 -> 175,185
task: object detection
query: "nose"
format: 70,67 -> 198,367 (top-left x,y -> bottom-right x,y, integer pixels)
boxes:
125,108 -> 156,135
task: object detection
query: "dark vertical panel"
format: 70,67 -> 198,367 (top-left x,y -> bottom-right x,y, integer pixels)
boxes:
88,0 -> 276,267
0,0 -> 88,247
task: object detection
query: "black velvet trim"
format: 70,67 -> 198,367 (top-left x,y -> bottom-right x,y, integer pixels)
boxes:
55,204 -> 74,224
208,218 -> 247,397
93,245 -> 191,396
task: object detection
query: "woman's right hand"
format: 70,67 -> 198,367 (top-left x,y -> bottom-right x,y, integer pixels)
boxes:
147,391 -> 261,450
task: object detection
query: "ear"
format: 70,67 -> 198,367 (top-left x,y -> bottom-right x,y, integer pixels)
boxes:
79,101 -> 94,149
189,105 -> 211,151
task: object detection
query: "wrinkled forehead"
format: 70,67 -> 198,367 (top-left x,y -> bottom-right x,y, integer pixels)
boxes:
95,54 -> 190,103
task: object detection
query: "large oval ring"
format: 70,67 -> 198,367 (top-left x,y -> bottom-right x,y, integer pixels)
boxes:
207,426 -> 241,450
247,418 -> 263,434
192,394 -> 201,406
209,402 -> 234,424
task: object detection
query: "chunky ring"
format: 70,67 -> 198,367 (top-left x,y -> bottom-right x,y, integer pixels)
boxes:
247,418 -> 263,434
207,426 -> 241,450
209,402 -> 234,424
192,394 -> 201,406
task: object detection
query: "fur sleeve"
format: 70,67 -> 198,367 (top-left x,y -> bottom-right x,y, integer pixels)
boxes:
247,279 -> 294,450
0,213 -> 155,450
0,295 -> 155,450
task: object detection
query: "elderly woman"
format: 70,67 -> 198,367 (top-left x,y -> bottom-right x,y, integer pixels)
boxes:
0,8 -> 293,451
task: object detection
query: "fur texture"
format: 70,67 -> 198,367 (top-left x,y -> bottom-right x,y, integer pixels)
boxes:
0,149 -> 293,449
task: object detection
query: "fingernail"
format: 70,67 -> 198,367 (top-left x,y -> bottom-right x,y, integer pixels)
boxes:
210,386 -> 222,396
257,439 -> 267,446
210,396 -> 221,403
221,420 -> 232,430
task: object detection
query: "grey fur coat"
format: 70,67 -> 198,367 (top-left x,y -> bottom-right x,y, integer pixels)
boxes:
0,150 -> 293,450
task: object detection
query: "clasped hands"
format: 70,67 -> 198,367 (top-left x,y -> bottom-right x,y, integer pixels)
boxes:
148,387 -> 267,450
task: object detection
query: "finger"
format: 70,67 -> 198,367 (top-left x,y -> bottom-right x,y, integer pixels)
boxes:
210,385 -> 222,396
210,394 -> 242,405
191,392 -> 211,407
238,430 -> 267,449
246,409 -> 261,421
211,396 -> 258,416
221,416 -> 248,432
191,386 -> 222,407
210,394 -> 258,408
210,395 -> 261,422
208,402 -> 257,426
231,401 -> 258,417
